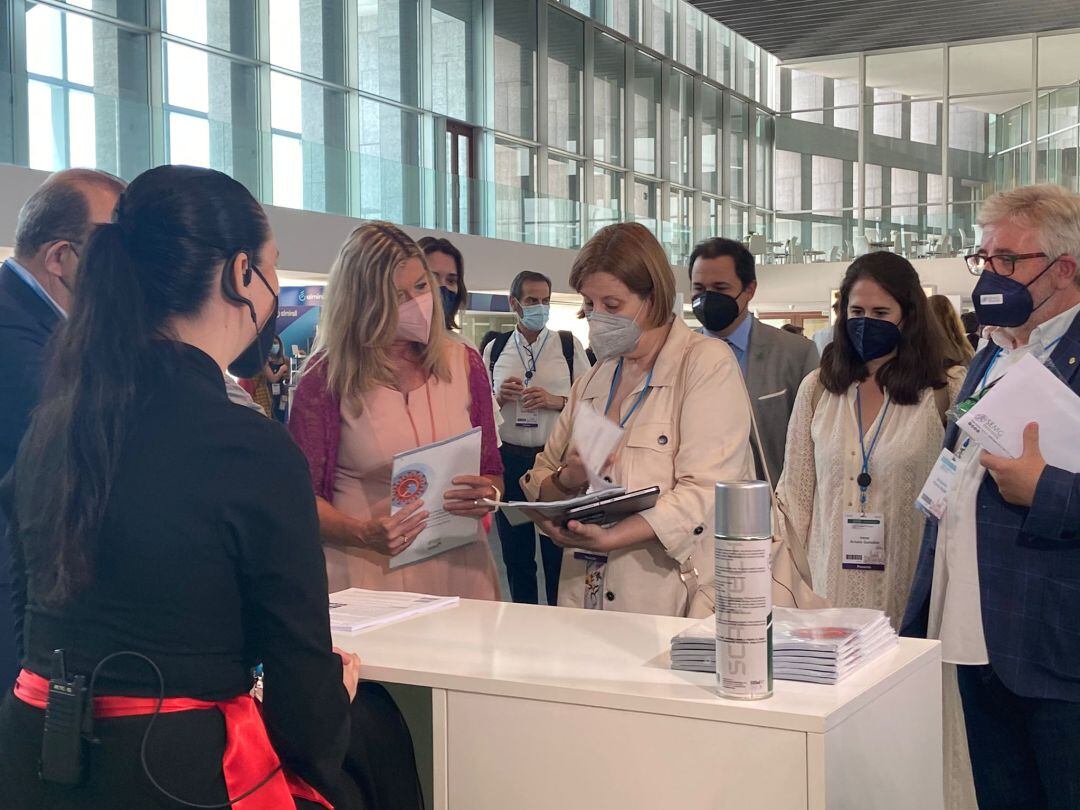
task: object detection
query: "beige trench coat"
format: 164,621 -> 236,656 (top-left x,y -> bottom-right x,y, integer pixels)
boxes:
520,318 -> 755,617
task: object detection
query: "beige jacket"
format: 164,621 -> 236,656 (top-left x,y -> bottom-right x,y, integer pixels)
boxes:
521,318 -> 754,617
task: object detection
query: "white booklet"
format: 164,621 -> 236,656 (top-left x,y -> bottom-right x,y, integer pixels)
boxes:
389,427 -> 482,569
956,352 -> 1080,473
329,588 -> 458,634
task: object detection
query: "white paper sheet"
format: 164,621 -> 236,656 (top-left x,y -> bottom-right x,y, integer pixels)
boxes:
485,487 -> 626,527
570,403 -> 624,491
956,353 -> 1080,474
389,427 -> 482,569
329,588 -> 458,633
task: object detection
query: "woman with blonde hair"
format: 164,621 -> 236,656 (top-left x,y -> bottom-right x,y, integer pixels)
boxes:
928,294 -> 975,367
290,221 -> 503,598
521,222 -> 754,617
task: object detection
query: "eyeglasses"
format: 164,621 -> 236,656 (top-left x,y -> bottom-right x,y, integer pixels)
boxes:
964,252 -> 1049,277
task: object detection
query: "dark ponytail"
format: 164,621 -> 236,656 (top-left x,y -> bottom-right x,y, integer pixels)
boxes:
22,165 -> 269,604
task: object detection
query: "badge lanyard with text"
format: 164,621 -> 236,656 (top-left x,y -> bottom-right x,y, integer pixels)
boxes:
577,357 -> 654,608
843,384 -> 890,571
514,331 -> 550,429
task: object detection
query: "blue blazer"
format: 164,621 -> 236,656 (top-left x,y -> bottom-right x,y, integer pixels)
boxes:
902,309 -> 1080,701
0,261 -> 62,578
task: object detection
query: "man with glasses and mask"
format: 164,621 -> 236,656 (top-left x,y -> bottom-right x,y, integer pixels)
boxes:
904,184 -> 1080,810
0,169 -> 125,690
690,237 -> 818,482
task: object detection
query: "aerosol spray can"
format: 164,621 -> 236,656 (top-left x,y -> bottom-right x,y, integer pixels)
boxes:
714,481 -> 774,700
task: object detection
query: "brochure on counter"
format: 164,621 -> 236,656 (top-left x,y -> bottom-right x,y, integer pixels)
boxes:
389,427 -> 482,569
329,588 -> 459,634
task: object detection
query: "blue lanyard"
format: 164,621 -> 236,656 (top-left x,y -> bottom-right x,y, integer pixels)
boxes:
514,330 -> 550,384
854,385 -> 891,513
604,358 -> 653,429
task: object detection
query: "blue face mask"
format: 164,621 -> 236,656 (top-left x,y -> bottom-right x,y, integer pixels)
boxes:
846,317 -> 902,363
439,285 -> 459,317
520,304 -> 550,332
972,258 -> 1058,328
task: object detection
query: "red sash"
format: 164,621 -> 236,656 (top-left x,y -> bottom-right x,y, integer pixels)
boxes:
14,669 -> 332,810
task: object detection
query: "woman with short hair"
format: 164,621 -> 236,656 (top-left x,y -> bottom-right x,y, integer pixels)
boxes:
290,222 -> 503,598
522,222 -> 754,617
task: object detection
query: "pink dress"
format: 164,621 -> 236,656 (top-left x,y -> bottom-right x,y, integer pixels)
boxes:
290,340 -> 502,599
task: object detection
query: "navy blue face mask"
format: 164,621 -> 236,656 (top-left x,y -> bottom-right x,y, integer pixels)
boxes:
439,285 -> 459,318
972,258 -> 1058,328
846,317 -> 902,363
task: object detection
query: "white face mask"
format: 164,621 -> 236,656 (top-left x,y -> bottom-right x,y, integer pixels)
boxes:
395,291 -> 434,344
587,299 -> 646,360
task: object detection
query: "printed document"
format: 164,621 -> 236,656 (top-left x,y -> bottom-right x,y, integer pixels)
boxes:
956,353 -> 1080,473
571,403 -> 624,491
329,588 -> 458,633
486,487 -> 625,527
389,427 -> 482,569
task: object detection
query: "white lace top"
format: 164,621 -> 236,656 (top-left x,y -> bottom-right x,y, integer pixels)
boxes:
775,367 -> 966,628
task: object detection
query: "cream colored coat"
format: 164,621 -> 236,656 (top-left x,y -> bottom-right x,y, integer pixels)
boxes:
520,318 -> 755,617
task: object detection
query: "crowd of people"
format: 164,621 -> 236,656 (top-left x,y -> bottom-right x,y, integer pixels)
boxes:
0,164 -> 1078,810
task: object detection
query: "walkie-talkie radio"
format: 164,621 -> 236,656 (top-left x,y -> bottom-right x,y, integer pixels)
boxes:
40,649 -> 90,786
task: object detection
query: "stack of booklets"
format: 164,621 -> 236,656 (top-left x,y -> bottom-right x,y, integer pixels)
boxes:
329,588 -> 459,634
670,607 -> 899,685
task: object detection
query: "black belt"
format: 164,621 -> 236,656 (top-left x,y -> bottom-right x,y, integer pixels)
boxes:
500,442 -> 544,457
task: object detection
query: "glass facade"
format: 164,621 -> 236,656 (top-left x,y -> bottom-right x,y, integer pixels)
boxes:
5,0 -> 776,266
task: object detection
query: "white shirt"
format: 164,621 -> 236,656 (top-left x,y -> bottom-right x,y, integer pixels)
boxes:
929,302 -> 1080,664
484,327 -> 589,448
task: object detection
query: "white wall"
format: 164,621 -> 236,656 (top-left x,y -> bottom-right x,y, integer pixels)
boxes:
0,163 -> 976,313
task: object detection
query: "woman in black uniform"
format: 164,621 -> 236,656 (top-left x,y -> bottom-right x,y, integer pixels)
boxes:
0,165 -> 422,809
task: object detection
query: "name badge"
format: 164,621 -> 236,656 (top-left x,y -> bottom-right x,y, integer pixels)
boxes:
842,513 -> 885,571
915,448 -> 959,522
515,406 -> 540,429
272,383 -> 281,396
574,551 -> 608,610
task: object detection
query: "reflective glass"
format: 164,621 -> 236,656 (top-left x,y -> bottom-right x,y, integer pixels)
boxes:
431,0 -> 478,122
592,31 -> 624,165
631,50 -> 660,176
268,0 -> 345,82
547,7 -> 583,152
700,83 -> 721,194
494,0 -> 536,139
163,0 -> 257,59
668,67 -> 693,186
728,96 -> 748,201
358,0 -> 420,105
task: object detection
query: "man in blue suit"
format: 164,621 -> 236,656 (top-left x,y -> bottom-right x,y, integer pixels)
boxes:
903,184 -> 1080,810
0,169 -> 124,690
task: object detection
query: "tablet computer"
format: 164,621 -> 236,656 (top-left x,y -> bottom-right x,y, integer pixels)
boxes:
561,486 -> 661,529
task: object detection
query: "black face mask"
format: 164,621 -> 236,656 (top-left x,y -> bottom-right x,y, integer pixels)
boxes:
693,290 -> 742,333
228,264 -> 279,378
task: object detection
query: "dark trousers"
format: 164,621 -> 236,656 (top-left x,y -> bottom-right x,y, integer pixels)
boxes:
0,582 -> 17,694
957,663 -> 1080,810
0,681 -> 423,810
495,445 -> 563,606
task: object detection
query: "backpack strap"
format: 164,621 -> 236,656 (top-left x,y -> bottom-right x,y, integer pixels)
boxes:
558,330 -> 575,382
486,330 -> 514,381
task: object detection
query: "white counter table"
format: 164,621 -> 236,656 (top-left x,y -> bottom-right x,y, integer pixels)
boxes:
333,600 -> 942,810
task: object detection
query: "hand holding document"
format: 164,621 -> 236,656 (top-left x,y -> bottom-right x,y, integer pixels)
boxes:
485,487 -> 626,527
389,427 -> 482,569
956,353 -> 1080,473
570,403 -> 624,491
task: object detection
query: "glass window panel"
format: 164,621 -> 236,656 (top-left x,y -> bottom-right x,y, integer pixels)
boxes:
756,111 -> 771,209
910,101 -> 940,146
593,31 -> 624,165
700,83 -> 721,194
495,139 -> 536,243
1038,127 -> 1079,190
951,39 -> 1032,96
833,106 -> 857,130
268,0 -> 344,82
664,188 -> 691,264
949,102 -> 987,152
735,36 -> 757,99
68,88 -> 96,168
812,155 -> 843,211
591,166 -> 621,232
358,98 -> 421,223
710,21 -> 732,88
431,0 -> 478,122
165,42 -> 210,112
632,178 -> 657,233
774,149 -> 801,212
546,155 -> 582,248
680,5 -> 704,73
26,5 -> 64,79
873,102 -> 902,139
167,111 -> 211,167
494,0 -> 536,139
646,0 -> 672,57
728,96 -> 748,201
787,69 -> 824,112
56,0 -> 145,23
865,164 -> 883,210
1044,86 -> 1080,137
890,167 -> 919,223
272,134 -> 304,209
270,71 -> 302,133
358,0 -> 420,105
65,12 -> 94,86
867,48 -> 943,100
1039,32 -> 1080,88
163,0 -> 258,58
668,67 -> 693,185
28,79 -> 64,170
631,50 -> 661,176
547,7 -> 583,152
